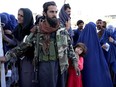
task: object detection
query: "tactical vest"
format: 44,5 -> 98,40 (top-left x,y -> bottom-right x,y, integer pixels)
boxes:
37,33 -> 58,61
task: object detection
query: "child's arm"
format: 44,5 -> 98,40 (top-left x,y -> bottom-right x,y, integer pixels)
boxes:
78,57 -> 84,71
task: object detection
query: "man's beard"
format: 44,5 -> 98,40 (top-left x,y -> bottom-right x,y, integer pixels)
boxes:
97,25 -> 101,30
79,26 -> 83,30
46,16 -> 58,28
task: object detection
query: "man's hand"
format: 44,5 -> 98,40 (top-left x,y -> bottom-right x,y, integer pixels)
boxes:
0,56 -> 6,62
102,44 -> 107,50
73,61 -> 80,76
109,37 -> 114,43
4,30 -> 12,35
65,18 -> 71,30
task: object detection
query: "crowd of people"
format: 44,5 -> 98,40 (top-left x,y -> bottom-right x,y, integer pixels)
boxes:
0,1 -> 116,87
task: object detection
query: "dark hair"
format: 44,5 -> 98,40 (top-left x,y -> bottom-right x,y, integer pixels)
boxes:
102,21 -> 107,28
64,4 -> 71,11
35,16 -> 44,25
74,42 -> 87,57
96,19 -> 102,22
77,20 -> 84,26
43,1 -> 57,13
35,15 -> 41,21
103,21 -> 107,24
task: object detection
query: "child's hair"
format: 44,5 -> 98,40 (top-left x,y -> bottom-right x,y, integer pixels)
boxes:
74,42 -> 87,57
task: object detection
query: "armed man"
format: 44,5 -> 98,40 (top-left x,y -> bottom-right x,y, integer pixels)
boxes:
0,1 -> 80,87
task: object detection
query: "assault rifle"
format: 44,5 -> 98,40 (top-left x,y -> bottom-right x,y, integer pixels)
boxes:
32,25 -> 40,85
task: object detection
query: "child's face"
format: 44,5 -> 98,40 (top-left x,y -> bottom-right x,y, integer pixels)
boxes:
75,47 -> 83,55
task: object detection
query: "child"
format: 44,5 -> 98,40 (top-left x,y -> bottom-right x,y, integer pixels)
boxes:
67,42 -> 87,87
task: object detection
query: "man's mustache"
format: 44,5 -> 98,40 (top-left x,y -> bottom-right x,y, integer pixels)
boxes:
52,16 -> 57,18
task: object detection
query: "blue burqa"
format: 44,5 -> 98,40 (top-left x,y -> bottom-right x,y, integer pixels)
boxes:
78,22 -> 113,87
10,14 -> 18,31
2,12 -> 13,31
0,13 -> 15,53
0,13 -> 8,25
100,26 -> 116,84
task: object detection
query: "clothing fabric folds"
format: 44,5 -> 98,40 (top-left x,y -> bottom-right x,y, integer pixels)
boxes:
59,5 -> 74,37
100,27 -> 116,85
12,8 -> 34,87
13,8 -> 34,42
73,29 -> 82,46
78,22 -> 113,87
67,56 -> 83,87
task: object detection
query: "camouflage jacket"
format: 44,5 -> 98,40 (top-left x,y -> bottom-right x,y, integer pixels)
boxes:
5,25 -> 78,74
56,27 -> 78,74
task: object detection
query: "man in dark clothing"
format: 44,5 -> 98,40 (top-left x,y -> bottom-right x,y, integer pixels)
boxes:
73,20 -> 84,46
96,19 -> 105,39
59,3 -> 74,38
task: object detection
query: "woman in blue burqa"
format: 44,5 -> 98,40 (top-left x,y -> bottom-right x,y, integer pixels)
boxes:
100,25 -> 116,86
78,22 -> 113,87
0,13 -> 18,87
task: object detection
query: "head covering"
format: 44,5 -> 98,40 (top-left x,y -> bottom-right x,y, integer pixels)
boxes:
100,24 -> 116,84
13,8 -> 34,42
19,8 -> 34,30
59,4 -> 70,26
10,14 -> 18,30
0,13 -> 14,53
2,12 -> 13,30
59,4 -> 74,37
0,13 -> 8,27
106,25 -> 115,35
78,22 -> 113,87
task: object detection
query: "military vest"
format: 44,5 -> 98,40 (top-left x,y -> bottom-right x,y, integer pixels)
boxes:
36,32 -> 58,61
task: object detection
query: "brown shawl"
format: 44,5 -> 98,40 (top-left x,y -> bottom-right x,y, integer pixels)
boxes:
31,19 -> 60,54
39,19 -> 59,34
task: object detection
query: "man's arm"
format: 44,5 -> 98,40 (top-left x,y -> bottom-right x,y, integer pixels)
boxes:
67,32 -> 80,75
4,32 -> 36,61
0,27 -> 37,62
5,42 -> 32,61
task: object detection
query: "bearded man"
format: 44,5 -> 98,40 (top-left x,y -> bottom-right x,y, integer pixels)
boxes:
0,1 -> 80,87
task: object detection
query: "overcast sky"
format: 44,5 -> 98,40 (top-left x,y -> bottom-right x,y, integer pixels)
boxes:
0,0 -> 116,24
